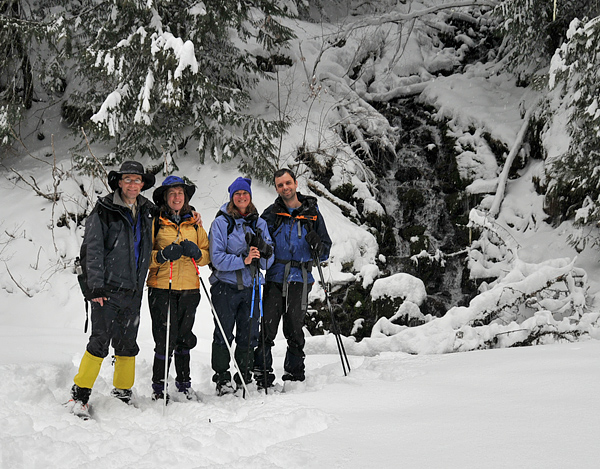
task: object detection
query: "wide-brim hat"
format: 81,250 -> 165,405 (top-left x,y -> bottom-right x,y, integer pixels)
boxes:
107,160 -> 156,191
152,175 -> 196,205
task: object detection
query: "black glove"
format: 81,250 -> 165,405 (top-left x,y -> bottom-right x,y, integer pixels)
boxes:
246,233 -> 273,259
260,242 -> 273,259
305,230 -> 322,255
157,243 -> 183,263
181,239 -> 202,260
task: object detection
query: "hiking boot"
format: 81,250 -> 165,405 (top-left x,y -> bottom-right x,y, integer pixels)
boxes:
110,387 -> 133,404
216,380 -> 236,396
152,391 -> 170,404
282,371 -> 305,382
253,368 -> 275,390
175,381 -> 195,401
71,384 -> 92,405
67,384 -> 92,418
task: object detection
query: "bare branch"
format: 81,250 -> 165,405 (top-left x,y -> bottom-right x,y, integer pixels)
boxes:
3,165 -> 58,201
50,135 -> 60,252
4,263 -> 33,298
81,127 -> 111,192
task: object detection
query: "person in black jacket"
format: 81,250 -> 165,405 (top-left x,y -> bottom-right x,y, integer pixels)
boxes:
254,168 -> 332,389
67,161 -> 156,417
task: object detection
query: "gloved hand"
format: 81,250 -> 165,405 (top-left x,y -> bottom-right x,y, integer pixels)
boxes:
181,239 -> 202,260
246,233 -> 273,259
156,243 -> 183,263
305,230 -> 322,255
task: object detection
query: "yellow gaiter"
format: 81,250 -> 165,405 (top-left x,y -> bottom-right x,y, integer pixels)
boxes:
113,355 -> 136,390
73,351 -> 104,389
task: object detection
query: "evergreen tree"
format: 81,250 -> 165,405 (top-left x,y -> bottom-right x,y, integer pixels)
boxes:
495,0 -> 600,81
0,0 -> 68,146
66,0 -> 296,181
546,16 -> 600,235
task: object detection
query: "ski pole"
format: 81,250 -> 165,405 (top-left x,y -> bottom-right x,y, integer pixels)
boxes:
243,261 -> 259,398
163,261 -> 173,414
192,259 -> 250,398
312,251 -> 351,375
257,267 -> 268,394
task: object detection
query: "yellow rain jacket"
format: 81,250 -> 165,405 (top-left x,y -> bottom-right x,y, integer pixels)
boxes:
147,214 -> 210,290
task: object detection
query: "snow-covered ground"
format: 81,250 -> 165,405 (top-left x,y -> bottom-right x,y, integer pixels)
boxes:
2,4 -> 600,468
2,329 -> 599,469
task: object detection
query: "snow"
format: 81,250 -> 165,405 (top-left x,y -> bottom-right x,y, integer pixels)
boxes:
2,3 -> 600,468
370,273 -> 427,305
91,89 -> 125,136
151,32 -> 199,78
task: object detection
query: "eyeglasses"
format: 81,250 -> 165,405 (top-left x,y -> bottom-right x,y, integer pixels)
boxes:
122,178 -> 143,185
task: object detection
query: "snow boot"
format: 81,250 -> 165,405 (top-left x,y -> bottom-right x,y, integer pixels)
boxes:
254,368 -> 276,390
152,382 -> 170,404
216,380 -> 236,396
110,387 -> 133,404
67,384 -> 92,419
175,381 -> 195,401
70,383 -> 92,404
282,371 -> 305,382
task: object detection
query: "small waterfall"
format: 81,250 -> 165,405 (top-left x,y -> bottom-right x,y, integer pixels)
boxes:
373,98 -> 477,316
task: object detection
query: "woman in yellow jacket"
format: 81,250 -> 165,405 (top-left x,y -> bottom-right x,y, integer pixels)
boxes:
147,176 -> 210,401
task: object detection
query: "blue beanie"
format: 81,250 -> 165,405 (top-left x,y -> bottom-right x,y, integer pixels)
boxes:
228,177 -> 252,198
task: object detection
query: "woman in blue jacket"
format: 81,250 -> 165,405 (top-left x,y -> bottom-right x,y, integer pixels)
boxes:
208,177 -> 274,395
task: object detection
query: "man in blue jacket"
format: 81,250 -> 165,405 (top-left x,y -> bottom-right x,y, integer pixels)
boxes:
254,168 -> 332,388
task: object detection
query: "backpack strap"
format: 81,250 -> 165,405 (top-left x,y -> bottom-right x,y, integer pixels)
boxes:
275,259 -> 313,312
213,210 -> 258,290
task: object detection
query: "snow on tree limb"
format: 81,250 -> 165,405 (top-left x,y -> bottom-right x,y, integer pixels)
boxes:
345,0 -> 498,33
360,81 -> 429,102
489,106 -> 534,217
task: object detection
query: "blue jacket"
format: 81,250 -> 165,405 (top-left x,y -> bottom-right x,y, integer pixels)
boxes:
209,204 -> 274,288
262,193 -> 331,284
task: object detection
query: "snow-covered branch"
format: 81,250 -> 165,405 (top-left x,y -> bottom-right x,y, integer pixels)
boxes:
489,106 -> 534,217
345,0 -> 498,33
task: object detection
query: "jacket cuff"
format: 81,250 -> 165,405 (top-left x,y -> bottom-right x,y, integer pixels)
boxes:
156,250 -> 167,264
89,288 -> 107,300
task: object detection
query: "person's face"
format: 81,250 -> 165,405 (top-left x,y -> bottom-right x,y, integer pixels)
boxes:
275,172 -> 298,203
232,190 -> 251,214
166,186 -> 185,213
118,173 -> 144,204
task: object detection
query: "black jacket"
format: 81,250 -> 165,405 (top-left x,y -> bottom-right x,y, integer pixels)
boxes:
81,192 -> 156,298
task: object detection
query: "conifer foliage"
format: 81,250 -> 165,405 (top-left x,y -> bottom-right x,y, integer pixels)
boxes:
1,1 -> 295,179
546,16 -> 600,231
0,0 -> 67,145
66,0 -> 294,179
495,0 -> 600,79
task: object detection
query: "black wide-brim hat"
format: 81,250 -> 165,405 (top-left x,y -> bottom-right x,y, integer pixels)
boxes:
107,160 -> 156,191
152,175 -> 196,205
